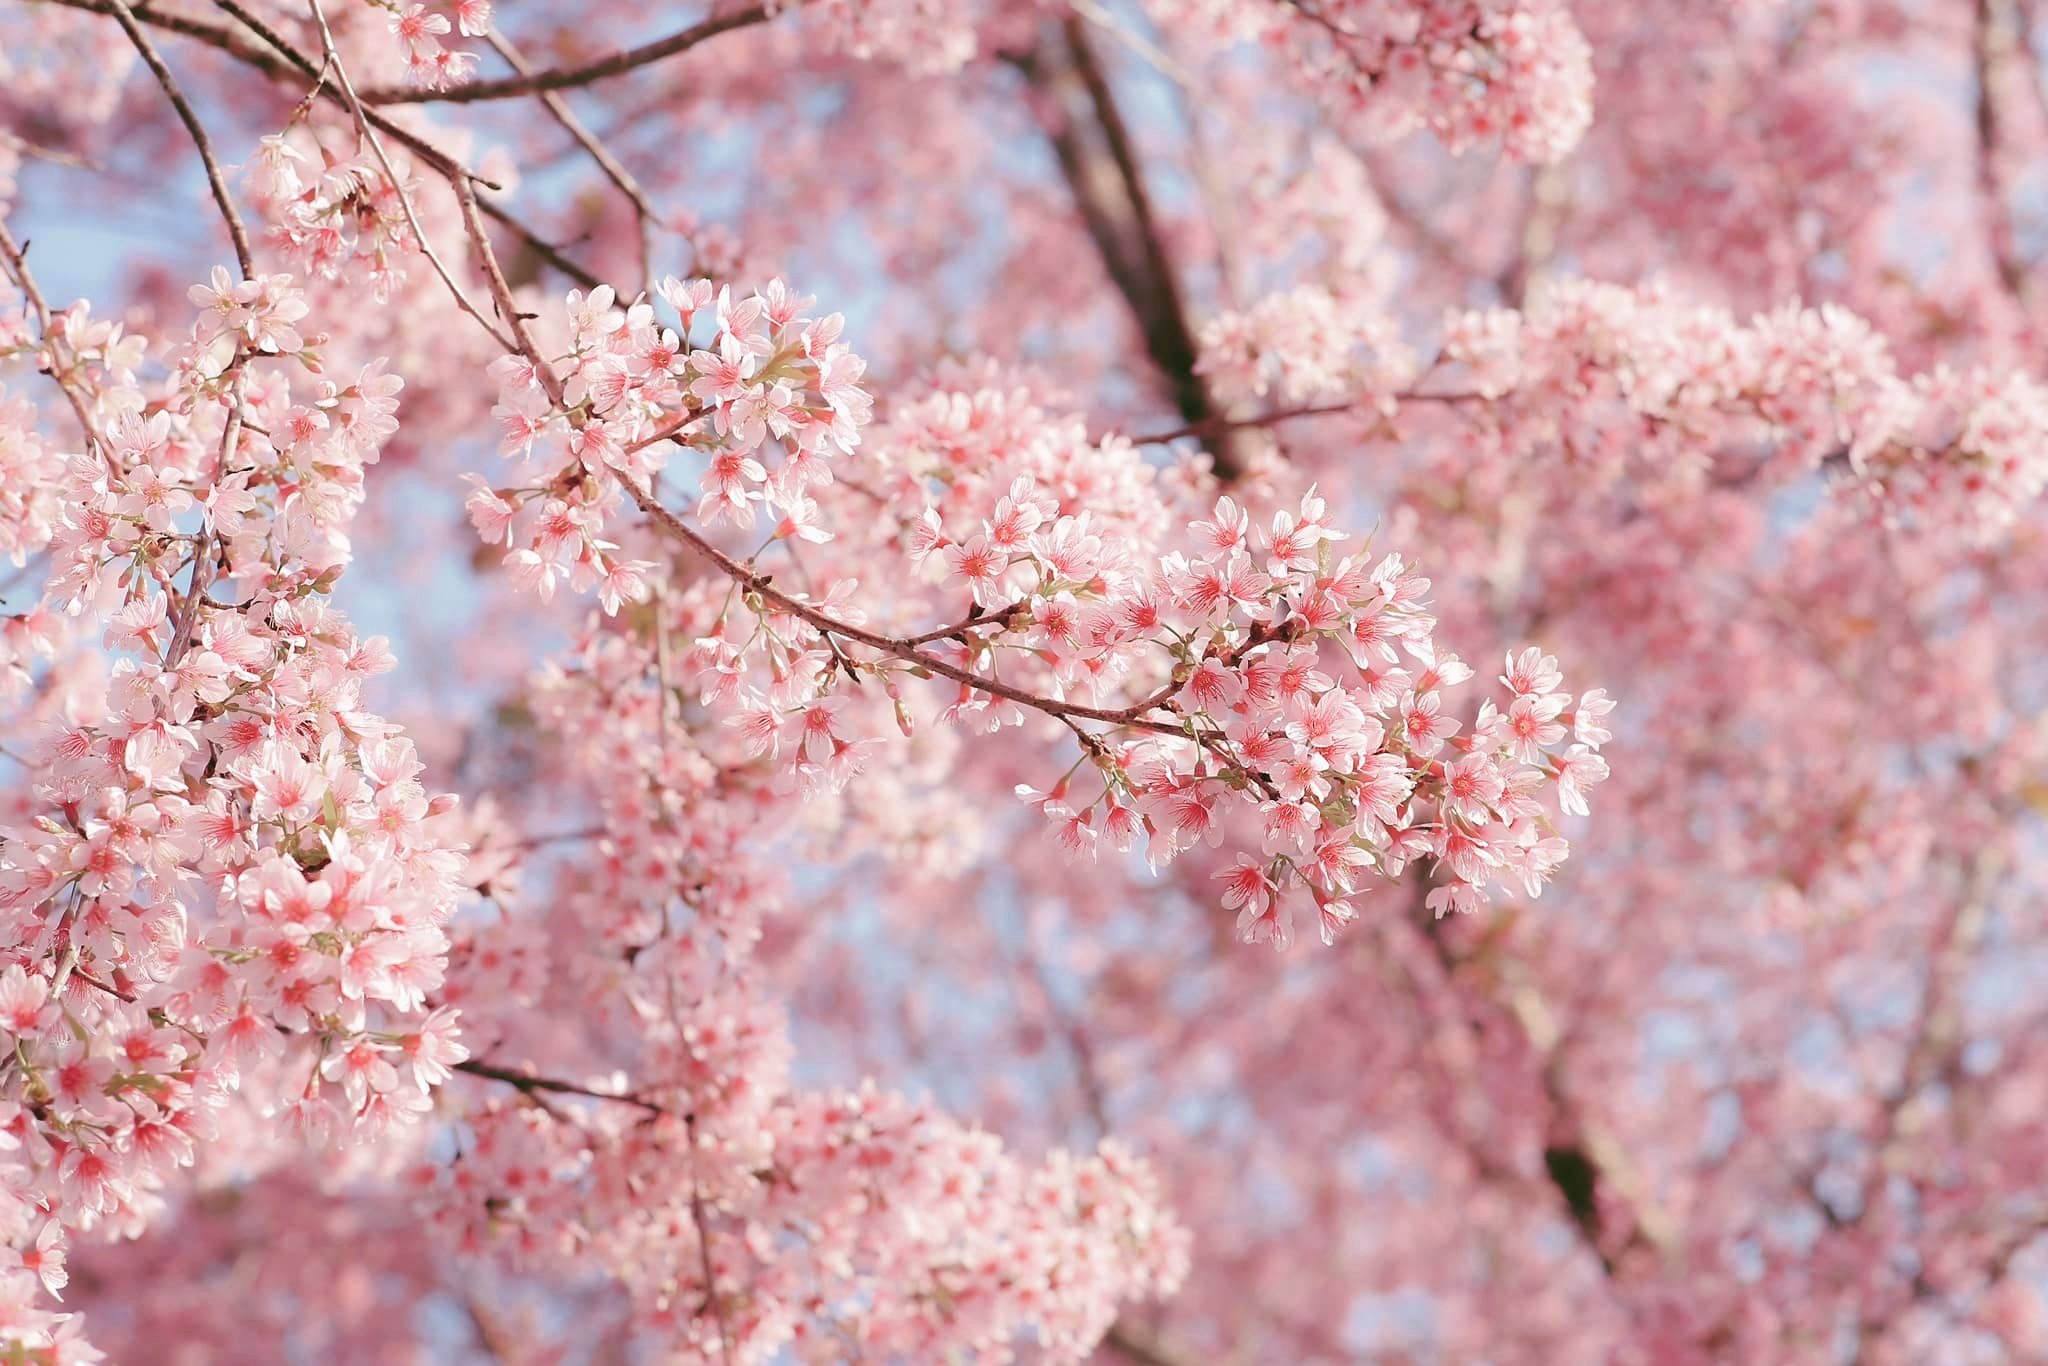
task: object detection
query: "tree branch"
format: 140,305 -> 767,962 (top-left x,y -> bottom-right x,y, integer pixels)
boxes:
305,0 -> 518,354
1975,0 -> 2033,308
1018,21 -> 1245,478
453,1057 -> 667,1114
356,4 -> 775,105
486,29 -> 660,286
622,476 -> 1198,733
104,0 -> 256,276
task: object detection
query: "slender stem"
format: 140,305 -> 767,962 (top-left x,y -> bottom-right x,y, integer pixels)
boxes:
486,29 -> 658,287
304,0 -> 517,354
454,182 -> 564,403
166,391 -> 244,668
1130,389 -> 1483,446
623,478 -> 1195,732
0,221 -> 113,459
356,4 -> 776,105
453,1058 -> 666,1114
685,1114 -> 737,1366
104,0 -> 256,275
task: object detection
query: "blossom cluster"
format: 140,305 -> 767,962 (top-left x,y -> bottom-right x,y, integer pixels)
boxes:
1437,279 -> 2048,538
417,594 -> 1187,1361
1198,282 -> 1419,409
0,269 -> 465,1360
980,491 -> 1613,944
469,283 -> 1610,951
381,0 -> 492,89
1152,0 -> 1595,163
469,276 -> 869,610
244,130 -> 425,300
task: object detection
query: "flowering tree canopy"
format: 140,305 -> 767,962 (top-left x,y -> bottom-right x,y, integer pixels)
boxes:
0,0 -> 2043,1361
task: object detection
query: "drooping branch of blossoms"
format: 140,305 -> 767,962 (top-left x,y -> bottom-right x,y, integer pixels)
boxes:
0,247 -> 475,1361
457,269 -> 1611,951
1172,277 -> 2048,541
302,0 -> 515,355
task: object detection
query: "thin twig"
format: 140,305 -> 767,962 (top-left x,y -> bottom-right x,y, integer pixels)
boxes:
303,0 -> 517,353
453,1058 -> 666,1114
487,29 -> 659,287
166,394 -> 243,668
1129,388 -> 1482,445
103,0 -> 256,275
1020,21 -> 1240,475
0,221 -> 112,459
357,4 -> 776,105
454,180 -> 564,401
685,1115 -> 737,1366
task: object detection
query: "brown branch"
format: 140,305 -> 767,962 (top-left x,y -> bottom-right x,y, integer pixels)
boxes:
455,180 -> 565,401
1975,0 -> 2032,308
166,395 -> 243,668
1406,899 -> 1670,1281
684,1115 -> 738,1366
1100,1319 -> 1202,1366
74,970 -> 669,1118
453,1058 -> 667,1114
1498,164 -> 1570,309
104,0 -> 257,275
1130,388 -> 1483,445
622,479 -> 1197,733
357,3 -> 775,105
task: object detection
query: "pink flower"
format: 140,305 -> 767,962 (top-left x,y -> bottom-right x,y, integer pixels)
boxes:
246,744 -> 326,824
400,1006 -> 468,1086
1503,693 -> 1567,763
0,968 -> 49,1037
1439,753 -> 1505,824
1573,688 -> 1616,747
1216,855 -> 1270,911
321,1038 -> 400,1109
15,1223 -> 66,1301
1400,691 -> 1459,758
1554,744 -> 1610,817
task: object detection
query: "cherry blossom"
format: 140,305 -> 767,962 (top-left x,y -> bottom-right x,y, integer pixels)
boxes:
5,0 -> 2048,1362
